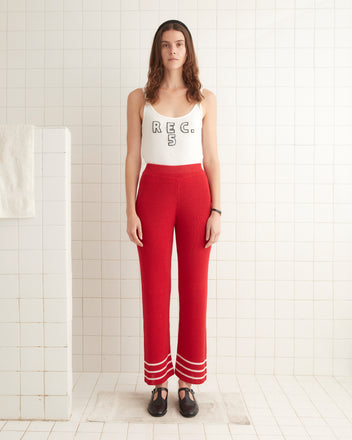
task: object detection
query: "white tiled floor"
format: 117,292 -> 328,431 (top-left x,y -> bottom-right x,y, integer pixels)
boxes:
0,373 -> 351,439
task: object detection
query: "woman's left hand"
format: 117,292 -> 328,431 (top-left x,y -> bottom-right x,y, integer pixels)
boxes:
205,211 -> 221,248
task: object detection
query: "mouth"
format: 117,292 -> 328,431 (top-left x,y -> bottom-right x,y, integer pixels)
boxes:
169,59 -> 178,61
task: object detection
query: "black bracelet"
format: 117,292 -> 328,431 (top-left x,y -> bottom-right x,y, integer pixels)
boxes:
211,208 -> 222,215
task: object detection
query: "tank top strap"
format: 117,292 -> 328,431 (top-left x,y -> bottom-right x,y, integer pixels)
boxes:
142,87 -> 149,117
199,87 -> 205,117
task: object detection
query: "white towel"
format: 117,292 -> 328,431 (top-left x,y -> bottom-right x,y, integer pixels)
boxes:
0,124 -> 35,218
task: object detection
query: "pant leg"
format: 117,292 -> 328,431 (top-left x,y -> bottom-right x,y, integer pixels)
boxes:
135,169 -> 177,385
174,169 -> 212,384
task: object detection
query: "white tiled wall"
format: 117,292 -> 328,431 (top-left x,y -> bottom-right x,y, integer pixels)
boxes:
0,0 -> 351,386
0,127 -> 72,420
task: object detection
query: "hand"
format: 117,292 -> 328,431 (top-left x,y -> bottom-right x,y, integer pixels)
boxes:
127,211 -> 143,247
205,211 -> 221,248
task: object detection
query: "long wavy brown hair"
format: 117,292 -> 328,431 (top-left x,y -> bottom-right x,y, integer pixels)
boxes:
144,20 -> 204,104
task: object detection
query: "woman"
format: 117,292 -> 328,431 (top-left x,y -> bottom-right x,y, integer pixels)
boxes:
125,19 -> 221,418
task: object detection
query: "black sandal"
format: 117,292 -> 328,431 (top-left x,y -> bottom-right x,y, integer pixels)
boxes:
178,387 -> 199,417
147,387 -> 168,417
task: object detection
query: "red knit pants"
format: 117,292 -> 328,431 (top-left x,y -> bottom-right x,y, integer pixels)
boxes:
135,163 -> 212,385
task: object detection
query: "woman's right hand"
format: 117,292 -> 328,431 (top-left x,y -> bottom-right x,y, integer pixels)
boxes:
127,211 -> 143,247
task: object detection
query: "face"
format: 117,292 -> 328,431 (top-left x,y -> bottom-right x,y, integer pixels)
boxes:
160,29 -> 187,69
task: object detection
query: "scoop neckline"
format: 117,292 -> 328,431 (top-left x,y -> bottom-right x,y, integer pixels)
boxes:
148,102 -> 199,119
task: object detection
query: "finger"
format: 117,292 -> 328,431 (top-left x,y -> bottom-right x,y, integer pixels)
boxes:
129,229 -> 143,247
137,222 -> 143,240
134,232 -> 143,247
205,224 -> 211,241
205,230 -> 216,248
204,235 -> 213,248
135,227 -> 143,245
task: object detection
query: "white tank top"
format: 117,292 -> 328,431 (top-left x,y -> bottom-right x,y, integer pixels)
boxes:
141,88 -> 204,166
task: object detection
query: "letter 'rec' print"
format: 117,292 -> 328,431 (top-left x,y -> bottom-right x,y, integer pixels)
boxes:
152,121 -> 161,133
180,122 -> 189,133
166,122 -> 175,133
150,120 -> 196,147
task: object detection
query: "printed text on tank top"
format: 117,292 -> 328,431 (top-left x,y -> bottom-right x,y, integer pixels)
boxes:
146,102 -> 201,147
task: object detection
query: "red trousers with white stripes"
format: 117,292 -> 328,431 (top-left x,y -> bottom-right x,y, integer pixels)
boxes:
135,163 -> 212,385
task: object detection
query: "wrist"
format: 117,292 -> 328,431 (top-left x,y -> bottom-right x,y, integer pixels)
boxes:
210,207 -> 222,216
126,206 -> 136,216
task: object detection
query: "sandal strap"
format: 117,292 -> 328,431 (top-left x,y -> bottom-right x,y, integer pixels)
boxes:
152,387 -> 168,394
178,387 -> 194,394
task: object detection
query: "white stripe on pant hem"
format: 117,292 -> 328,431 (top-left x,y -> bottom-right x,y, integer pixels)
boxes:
144,360 -> 173,374
176,353 -> 207,365
175,367 -> 207,381
145,367 -> 174,382
175,359 -> 207,373
144,353 -> 171,366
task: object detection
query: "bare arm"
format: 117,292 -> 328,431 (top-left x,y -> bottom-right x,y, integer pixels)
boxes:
202,89 -> 221,211
125,88 -> 143,246
125,89 -> 142,214
202,89 -> 221,248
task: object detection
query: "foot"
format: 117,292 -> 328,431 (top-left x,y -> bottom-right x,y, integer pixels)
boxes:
178,379 -> 194,401
147,386 -> 168,417
178,387 -> 199,417
153,380 -> 169,400
152,388 -> 168,400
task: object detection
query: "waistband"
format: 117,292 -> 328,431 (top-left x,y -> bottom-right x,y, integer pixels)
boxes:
143,163 -> 203,175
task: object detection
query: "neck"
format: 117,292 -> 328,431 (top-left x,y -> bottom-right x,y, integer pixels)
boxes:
160,68 -> 185,90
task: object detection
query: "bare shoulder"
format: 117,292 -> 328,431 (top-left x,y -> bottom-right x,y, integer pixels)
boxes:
127,87 -> 145,103
127,88 -> 146,120
202,88 -> 216,103
201,88 -> 217,118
